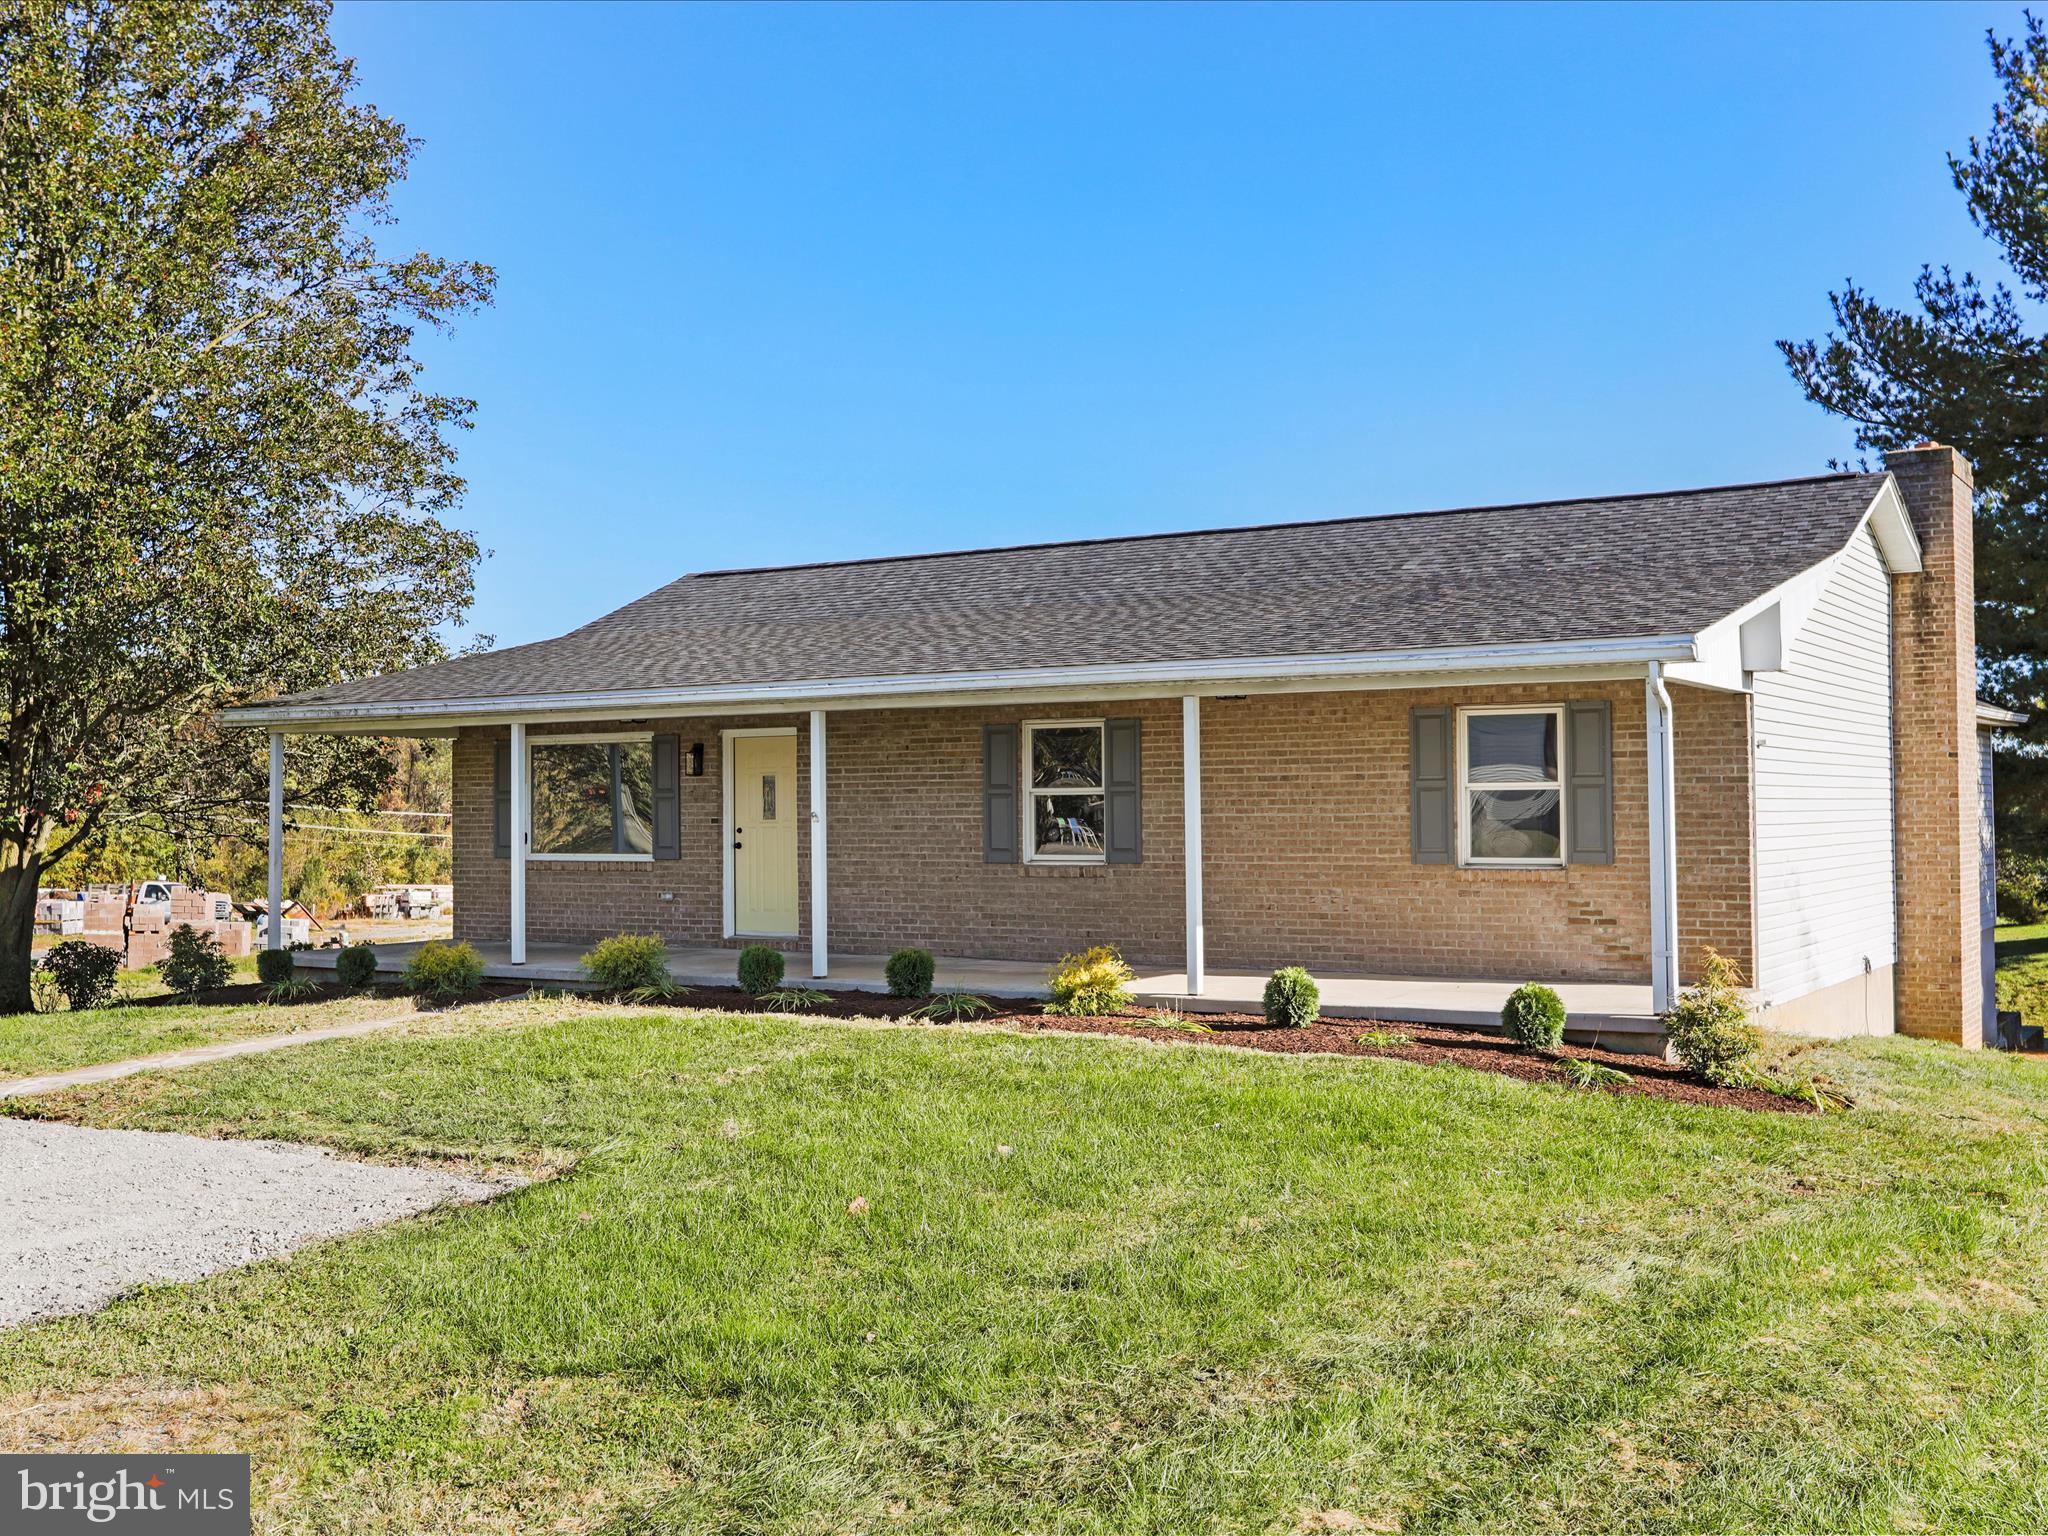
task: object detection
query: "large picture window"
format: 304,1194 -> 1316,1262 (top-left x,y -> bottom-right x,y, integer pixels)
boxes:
530,736 -> 654,858
1025,721 -> 1105,861
1459,707 -> 1563,866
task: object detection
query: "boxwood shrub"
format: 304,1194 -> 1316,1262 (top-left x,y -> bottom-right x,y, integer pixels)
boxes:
335,942 -> 380,991
737,944 -> 785,997
1501,982 -> 1566,1049
885,947 -> 936,999
255,947 -> 296,988
1262,966 -> 1320,1029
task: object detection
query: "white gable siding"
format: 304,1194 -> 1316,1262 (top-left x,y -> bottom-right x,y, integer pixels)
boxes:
1752,527 -> 1896,1002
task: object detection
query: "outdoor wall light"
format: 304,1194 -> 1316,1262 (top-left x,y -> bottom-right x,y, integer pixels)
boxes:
686,742 -> 705,777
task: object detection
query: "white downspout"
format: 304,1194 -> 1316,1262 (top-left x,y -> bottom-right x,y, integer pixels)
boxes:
1183,694 -> 1205,996
810,708 -> 828,979
266,732 -> 284,951
509,720 -> 528,965
1645,662 -> 1679,1012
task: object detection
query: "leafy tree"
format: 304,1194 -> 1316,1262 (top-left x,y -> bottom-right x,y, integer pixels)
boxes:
1780,16 -> 2048,845
0,0 -> 493,1009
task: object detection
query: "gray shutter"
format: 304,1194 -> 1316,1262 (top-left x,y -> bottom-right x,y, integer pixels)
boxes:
1565,700 -> 1614,864
651,734 -> 681,860
984,724 -> 1019,863
1104,718 -> 1142,864
1411,707 -> 1452,864
492,740 -> 511,860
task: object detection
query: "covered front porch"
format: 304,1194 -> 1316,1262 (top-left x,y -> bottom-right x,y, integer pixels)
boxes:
294,938 -> 1667,1052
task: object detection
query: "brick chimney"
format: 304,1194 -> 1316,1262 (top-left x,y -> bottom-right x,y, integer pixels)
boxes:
1884,444 -> 1982,1047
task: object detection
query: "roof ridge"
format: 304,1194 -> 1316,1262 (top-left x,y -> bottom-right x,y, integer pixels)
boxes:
687,470 -> 1879,581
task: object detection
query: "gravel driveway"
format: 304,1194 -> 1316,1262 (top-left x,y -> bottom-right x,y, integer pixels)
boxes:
0,1119 -> 517,1329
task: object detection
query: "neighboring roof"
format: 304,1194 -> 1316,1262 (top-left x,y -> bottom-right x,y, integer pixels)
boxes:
1978,701 -> 2030,729
231,471 -> 1893,723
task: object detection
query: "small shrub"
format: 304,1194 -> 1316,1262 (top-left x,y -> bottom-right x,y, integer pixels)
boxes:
255,947 -> 296,987
39,940 -> 120,1012
736,944 -> 785,997
760,986 -> 831,1012
1501,982 -> 1566,1049
404,940 -> 485,1002
1556,1057 -> 1632,1089
1663,947 -> 1760,1085
1045,945 -> 1135,1016
28,967 -> 63,1014
160,924 -> 234,997
1998,851 -> 2048,924
1262,967 -> 1320,1029
885,948 -> 936,999
335,943 -> 380,990
581,933 -> 671,994
1355,1028 -> 1415,1049
908,991 -> 997,1022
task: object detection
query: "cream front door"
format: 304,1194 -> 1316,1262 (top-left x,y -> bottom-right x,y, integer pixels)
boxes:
731,733 -> 799,935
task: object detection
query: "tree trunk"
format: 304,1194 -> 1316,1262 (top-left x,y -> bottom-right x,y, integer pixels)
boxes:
0,853 -> 43,1015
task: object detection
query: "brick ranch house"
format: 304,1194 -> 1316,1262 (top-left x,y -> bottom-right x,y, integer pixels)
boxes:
228,444 -> 2018,1049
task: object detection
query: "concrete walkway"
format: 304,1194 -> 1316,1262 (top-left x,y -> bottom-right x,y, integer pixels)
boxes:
0,1010 -> 423,1100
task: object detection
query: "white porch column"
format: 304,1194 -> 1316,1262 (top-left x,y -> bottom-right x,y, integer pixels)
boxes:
1183,695 -> 1205,996
266,732 -> 284,951
810,708 -> 828,979
1645,663 -> 1679,1012
508,720 -> 528,966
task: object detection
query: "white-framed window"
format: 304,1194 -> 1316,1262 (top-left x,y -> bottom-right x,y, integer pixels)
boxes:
529,733 -> 655,860
1458,706 -> 1565,867
1023,720 -> 1106,862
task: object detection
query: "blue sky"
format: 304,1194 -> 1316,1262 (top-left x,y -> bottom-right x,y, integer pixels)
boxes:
330,1 -> 2032,650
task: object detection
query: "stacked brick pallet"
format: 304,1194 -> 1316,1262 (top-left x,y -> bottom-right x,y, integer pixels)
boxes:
69,885 -> 251,970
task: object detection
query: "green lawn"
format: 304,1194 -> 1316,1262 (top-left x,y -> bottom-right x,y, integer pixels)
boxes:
0,989 -> 412,1080
5,1002 -> 2048,1533
1995,920 -> 2048,1027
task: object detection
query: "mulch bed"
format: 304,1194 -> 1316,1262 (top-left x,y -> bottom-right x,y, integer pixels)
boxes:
125,980 -> 535,1010
598,985 -> 1812,1114
125,978 -> 1806,1113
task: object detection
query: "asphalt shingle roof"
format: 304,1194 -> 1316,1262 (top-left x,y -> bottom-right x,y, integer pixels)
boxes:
238,472 -> 1889,715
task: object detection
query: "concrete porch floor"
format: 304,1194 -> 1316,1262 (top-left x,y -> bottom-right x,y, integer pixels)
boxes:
298,940 -> 1666,1052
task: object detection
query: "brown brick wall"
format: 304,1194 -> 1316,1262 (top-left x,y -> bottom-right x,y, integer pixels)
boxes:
1673,683 -> 1756,981
1886,445 -> 1984,1046
453,681 -> 1756,986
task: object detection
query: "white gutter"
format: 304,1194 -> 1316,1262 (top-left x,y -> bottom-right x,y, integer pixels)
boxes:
223,633 -> 1701,732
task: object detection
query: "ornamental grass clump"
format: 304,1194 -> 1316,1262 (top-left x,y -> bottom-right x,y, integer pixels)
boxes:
885,947 -> 936,999
1045,945 -> 1136,1017
1664,947 -> 1761,1086
404,941 -> 484,1003
737,944 -> 786,998
161,924 -> 233,997
581,934 -> 672,994
1501,982 -> 1567,1049
1262,967 -> 1320,1029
